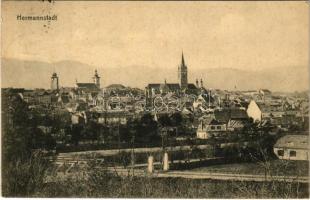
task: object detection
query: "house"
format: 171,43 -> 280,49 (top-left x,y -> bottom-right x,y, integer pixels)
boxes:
247,100 -> 285,122
146,83 -> 181,97
247,100 -> 262,122
193,93 -> 215,109
196,116 -> 227,139
213,108 -> 249,131
96,111 -> 133,125
105,84 -> 127,96
273,135 -> 309,161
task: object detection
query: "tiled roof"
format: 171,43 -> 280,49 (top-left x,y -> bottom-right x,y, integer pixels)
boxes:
147,83 -> 197,91
214,109 -> 248,123
214,110 -> 230,123
166,84 -> 180,90
257,103 -> 284,112
146,84 -> 161,89
230,109 -> 248,119
228,119 -> 245,128
187,83 -> 197,90
76,83 -> 98,90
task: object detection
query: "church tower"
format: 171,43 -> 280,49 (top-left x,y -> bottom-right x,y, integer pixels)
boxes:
51,72 -> 59,91
178,52 -> 188,89
93,69 -> 101,88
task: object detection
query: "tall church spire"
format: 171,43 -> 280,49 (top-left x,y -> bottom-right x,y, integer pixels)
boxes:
178,51 -> 188,89
181,51 -> 185,66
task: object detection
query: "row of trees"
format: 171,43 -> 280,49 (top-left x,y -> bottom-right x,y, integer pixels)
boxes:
55,112 -> 195,149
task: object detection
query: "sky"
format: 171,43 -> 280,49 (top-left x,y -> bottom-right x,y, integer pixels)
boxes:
2,1 -> 309,72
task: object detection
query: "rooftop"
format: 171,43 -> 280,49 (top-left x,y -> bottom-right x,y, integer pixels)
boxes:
76,83 -> 99,90
274,135 -> 308,150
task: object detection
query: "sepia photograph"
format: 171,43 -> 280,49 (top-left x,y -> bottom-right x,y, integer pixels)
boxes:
1,0 -> 309,198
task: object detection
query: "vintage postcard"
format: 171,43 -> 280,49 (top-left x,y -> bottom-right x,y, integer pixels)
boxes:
1,0 -> 309,198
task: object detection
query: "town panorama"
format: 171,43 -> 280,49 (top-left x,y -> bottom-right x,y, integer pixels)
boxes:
2,52 -> 309,198
2,1 -> 309,199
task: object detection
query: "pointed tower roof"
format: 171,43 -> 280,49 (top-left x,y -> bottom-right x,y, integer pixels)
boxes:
181,51 -> 185,66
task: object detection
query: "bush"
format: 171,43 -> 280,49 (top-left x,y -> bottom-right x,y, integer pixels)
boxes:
2,152 -> 51,197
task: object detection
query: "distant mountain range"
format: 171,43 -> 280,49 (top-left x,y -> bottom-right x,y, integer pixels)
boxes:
2,58 -> 309,92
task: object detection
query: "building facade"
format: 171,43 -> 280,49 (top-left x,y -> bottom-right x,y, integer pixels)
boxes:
273,135 -> 309,161
93,69 -> 101,88
145,53 -> 202,108
51,72 -> 59,91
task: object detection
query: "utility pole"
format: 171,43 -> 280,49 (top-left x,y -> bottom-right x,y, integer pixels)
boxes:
131,135 -> 135,176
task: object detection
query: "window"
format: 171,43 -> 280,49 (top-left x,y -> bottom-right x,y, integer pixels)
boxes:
277,150 -> 284,156
289,150 -> 296,157
287,141 -> 293,144
217,126 -> 221,130
211,126 -> 215,130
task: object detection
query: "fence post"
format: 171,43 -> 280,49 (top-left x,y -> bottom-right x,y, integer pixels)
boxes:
148,155 -> 154,173
163,152 -> 169,171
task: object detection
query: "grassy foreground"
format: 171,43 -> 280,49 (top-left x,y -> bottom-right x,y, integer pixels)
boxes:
191,160 -> 309,176
33,169 -> 309,198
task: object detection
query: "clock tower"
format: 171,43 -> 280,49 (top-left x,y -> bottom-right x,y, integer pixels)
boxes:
51,72 -> 59,91
93,69 -> 101,88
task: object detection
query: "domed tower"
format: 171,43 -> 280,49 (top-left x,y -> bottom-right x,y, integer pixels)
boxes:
178,52 -> 188,89
93,69 -> 101,88
51,72 -> 59,91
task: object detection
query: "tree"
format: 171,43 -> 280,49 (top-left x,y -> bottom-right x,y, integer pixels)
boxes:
170,112 -> 182,126
135,113 -> 159,144
2,93 -> 51,196
71,124 -> 83,146
158,114 -> 171,127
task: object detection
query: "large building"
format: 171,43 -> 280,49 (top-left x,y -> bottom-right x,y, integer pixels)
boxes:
71,70 -> 102,102
145,53 -> 203,99
75,69 -> 101,91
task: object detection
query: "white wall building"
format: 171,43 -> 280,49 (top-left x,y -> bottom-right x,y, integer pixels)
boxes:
273,135 -> 309,161
246,100 -> 262,122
